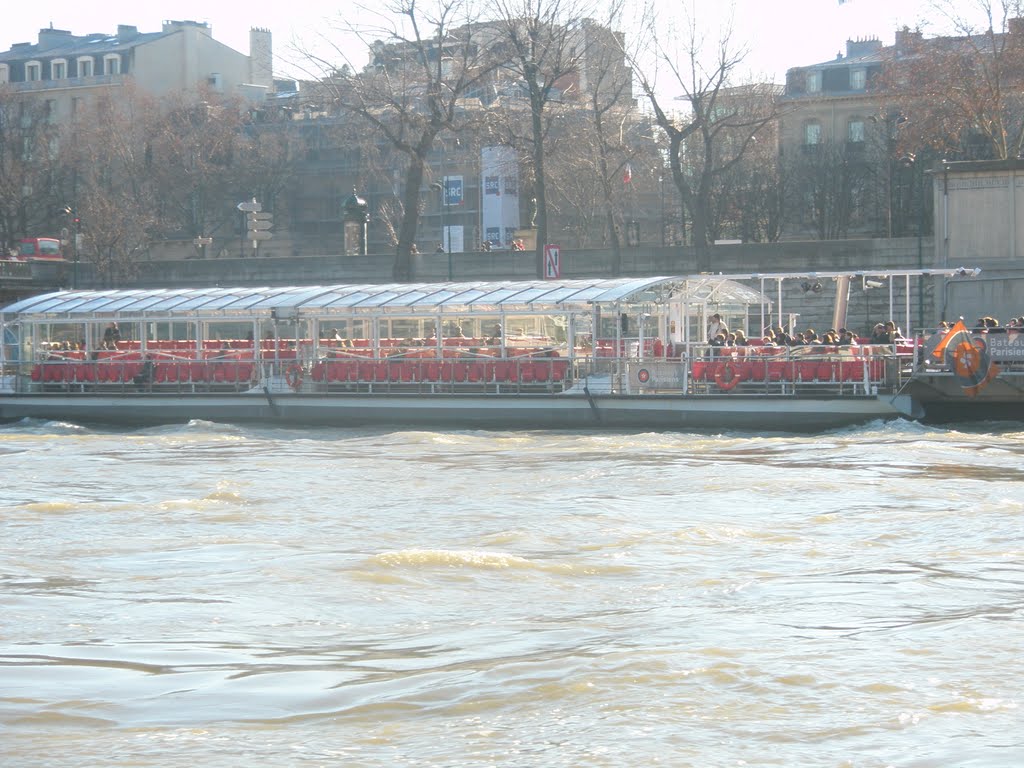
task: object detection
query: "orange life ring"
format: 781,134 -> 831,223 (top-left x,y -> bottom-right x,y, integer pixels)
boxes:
637,367 -> 651,383
285,364 -> 303,391
714,361 -> 743,391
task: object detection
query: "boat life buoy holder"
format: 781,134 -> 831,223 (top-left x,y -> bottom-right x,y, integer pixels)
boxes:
637,368 -> 651,384
285,364 -> 303,391
714,361 -> 743,391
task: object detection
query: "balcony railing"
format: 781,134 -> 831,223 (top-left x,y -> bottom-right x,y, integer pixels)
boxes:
9,73 -> 125,92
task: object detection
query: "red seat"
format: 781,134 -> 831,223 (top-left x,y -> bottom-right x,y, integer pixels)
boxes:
841,360 -> 863,382
798,362 -> 819,382
493,361 -> 513,382
817,361 -> 837,382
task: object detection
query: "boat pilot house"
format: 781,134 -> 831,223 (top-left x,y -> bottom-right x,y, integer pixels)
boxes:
2,272 -> 1017,429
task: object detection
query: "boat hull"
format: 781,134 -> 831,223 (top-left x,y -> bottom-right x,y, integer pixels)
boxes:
0,391 -> 907,432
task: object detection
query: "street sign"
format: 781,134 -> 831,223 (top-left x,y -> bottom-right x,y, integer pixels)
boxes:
247,219 -> 272,231
237,199 -> 262,212
249,232 -> 273,241
544,244 -> 561,279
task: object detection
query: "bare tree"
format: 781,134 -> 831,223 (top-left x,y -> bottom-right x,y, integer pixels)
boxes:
300,0 -> 502,280
709,136 -> 787,243
146,91 -> 252,240
0,92 -> 66,251
487,0 -> 599,276
884,1 -> 1024,160
631,2 -> 777,270
60,87 -> 159,283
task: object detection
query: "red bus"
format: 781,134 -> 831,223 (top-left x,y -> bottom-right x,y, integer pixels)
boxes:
17,237 -> 65,260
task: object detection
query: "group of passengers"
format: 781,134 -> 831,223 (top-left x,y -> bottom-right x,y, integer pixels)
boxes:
706,312 -> 894,351
972,316 -> 1024,333
703,314 -> 920,362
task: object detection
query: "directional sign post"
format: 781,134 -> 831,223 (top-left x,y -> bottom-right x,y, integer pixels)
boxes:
245,209 -> 273,253
237,198 -> 262,213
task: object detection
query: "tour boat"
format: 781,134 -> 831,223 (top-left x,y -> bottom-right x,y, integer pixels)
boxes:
1,272 -> 1017,430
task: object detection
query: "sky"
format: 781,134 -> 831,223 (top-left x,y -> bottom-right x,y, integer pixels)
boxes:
0,0 -> 962,85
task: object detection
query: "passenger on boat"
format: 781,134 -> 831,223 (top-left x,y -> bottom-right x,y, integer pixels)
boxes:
103,322 -> 121,346
869,323 -> 890,344
772,325 -> 794,346
884,320 -> 905,341
733,330 -> 748,346
708,332 -> 729,357
707,314 -> 728,342
838,329 -> 858,346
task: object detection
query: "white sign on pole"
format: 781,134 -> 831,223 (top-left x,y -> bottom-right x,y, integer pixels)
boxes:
544,244 -> 561,279
237,199 -> 262,212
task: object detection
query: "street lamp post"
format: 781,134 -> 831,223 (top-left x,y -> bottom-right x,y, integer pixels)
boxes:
432,179 -> 451,280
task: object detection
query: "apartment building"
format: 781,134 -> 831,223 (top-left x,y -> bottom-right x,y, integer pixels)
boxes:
0,20 -> 273,121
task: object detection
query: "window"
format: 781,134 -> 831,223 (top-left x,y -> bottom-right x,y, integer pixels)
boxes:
0,64 -> 8,84
103,54 -> 121,75
25,61 -> 42,82
804,121 -> 822,145
850,69 -> 866,90
44,99 -> 57,124
77,57 -> 94,77
51,59 -> 67,80
805,71 -> 821,93
848,119 -> 865,143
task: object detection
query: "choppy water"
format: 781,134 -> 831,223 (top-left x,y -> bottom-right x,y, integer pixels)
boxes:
1,418 -> 1023,767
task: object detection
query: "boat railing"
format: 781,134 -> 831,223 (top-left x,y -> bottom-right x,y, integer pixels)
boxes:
7,343 -> 923,397
568,343 -> 916,396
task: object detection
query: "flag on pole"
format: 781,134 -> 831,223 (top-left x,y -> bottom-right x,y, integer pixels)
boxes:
623,164 -> 632,185
930,319 -> 1001,396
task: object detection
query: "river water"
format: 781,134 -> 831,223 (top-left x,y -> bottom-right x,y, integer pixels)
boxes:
1,418 -> 1022,767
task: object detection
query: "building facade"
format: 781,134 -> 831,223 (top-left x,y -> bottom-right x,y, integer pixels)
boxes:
0,21 -> 273,122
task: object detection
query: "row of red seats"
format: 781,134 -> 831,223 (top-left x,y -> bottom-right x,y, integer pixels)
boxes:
311,359 -> 570,385
692,359 -> 884,383
152,361 -> 254,384
31,360 -> 255,385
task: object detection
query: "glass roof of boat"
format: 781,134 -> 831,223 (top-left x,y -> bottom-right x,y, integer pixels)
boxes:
1,277 -> 770,319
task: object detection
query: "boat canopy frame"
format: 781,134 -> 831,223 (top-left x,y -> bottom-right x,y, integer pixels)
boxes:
0,277 -> 768,321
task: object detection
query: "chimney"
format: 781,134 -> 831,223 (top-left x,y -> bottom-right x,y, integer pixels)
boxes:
117,25 -> 139,42
846,37 -> 882,59
249,28 -> 273,89
37,27 -> 72,51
